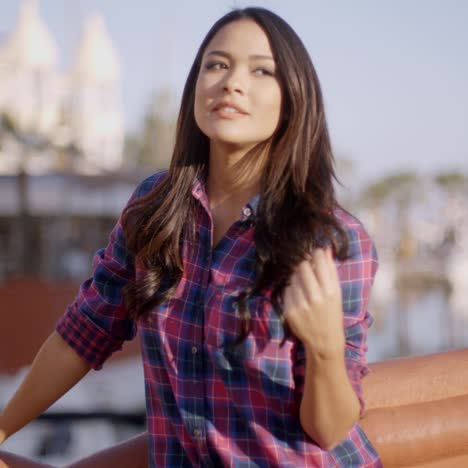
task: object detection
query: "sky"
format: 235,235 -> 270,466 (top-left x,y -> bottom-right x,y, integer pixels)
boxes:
1,0 -> 468,184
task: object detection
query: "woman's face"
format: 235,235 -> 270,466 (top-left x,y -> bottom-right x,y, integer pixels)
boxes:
194,19 -> 282,150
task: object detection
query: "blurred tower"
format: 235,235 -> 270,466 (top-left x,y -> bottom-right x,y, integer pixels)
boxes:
68,14 -> 124,173
0,0 -> 61,137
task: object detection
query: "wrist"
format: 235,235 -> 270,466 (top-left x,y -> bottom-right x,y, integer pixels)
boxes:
304,337 -> 345,363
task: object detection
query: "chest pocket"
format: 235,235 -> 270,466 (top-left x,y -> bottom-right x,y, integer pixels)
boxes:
204,284 -> 285,357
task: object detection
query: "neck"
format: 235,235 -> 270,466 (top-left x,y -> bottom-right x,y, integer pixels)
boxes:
206,140 -> 266,209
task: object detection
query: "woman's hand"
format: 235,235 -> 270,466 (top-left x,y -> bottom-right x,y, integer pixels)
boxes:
283,247 -> 345,358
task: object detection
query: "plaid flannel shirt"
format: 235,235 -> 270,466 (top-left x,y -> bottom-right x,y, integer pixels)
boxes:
57,170 -> 382,467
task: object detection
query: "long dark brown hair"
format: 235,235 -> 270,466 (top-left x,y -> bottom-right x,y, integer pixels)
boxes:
122,7 -> 349,342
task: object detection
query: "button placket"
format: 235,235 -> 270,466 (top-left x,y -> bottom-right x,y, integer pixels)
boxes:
242,206 -> 252,218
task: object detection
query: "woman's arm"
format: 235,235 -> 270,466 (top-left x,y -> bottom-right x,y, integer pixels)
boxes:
299,341 -> 361,450
285,222 -> 378,450
0,173 -> 163,446
284,248 -> 361,449
0,331 -> 91,444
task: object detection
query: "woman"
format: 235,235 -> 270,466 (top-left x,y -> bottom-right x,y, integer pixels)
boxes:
0,7 -> 381,467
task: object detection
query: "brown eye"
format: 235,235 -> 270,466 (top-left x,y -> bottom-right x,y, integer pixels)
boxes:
253,68 -> 274,76
205,61 -> 228,71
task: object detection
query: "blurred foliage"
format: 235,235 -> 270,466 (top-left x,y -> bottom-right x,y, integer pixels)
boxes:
435,171 -> 468,192
124,88 -> 177,169
0,112 -> 16,133
0,110 -> 79,158
360,171 -> 419,205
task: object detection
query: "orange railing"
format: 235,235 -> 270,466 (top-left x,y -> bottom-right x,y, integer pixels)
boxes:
1,348 -> 468,467
361,348 -> 468,467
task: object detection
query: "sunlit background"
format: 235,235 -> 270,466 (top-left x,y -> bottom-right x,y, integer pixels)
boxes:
1,0 -> 467,465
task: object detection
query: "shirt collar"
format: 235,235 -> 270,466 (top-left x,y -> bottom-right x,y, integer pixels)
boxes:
192,175 -> 259,221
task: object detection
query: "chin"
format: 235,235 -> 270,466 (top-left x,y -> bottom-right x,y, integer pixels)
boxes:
204,129 -> 249,144
211,135 -> 258,148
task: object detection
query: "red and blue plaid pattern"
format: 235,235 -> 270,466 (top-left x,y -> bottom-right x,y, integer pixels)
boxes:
57,170 -> 382,467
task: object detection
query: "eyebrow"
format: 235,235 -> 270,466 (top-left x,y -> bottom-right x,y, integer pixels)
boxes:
206,50 -> 274,61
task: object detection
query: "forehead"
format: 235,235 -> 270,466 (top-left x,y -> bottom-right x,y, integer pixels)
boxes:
204,19 -> 273,58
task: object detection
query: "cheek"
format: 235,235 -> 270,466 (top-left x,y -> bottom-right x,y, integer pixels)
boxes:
193,81 -> 206,130
261,88 -> 282,128
273,93 -> 282,123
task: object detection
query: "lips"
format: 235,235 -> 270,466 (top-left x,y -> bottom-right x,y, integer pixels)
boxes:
211,101 -> 248,115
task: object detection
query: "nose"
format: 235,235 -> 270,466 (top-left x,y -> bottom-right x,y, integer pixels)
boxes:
221,67 -> 245,95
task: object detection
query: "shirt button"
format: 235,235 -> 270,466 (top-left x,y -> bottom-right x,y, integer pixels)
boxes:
191,346 -> 198,355
242,207 -> 252,218
193,428 -> 202,437
232,301 -> 239,312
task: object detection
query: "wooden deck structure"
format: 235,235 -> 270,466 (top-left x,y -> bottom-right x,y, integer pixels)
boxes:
1,279 -> 467,466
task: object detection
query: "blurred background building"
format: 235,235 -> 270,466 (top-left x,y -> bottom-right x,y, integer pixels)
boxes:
0,0 -> 124,175
0,3 -> 147,463
0,0 -> 467,465
0,0 -> 147,291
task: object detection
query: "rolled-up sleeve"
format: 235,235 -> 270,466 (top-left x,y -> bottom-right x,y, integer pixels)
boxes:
292,216 -> 378,417
339,222 -> 378,416
56,177 -> 155,370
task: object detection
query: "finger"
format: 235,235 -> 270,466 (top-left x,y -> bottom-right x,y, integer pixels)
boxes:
283,274 -> 309,321
313,249 -> 333,291
324,246 -> 339,281
290,270 -> 310,305
296,257 -> 321,303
